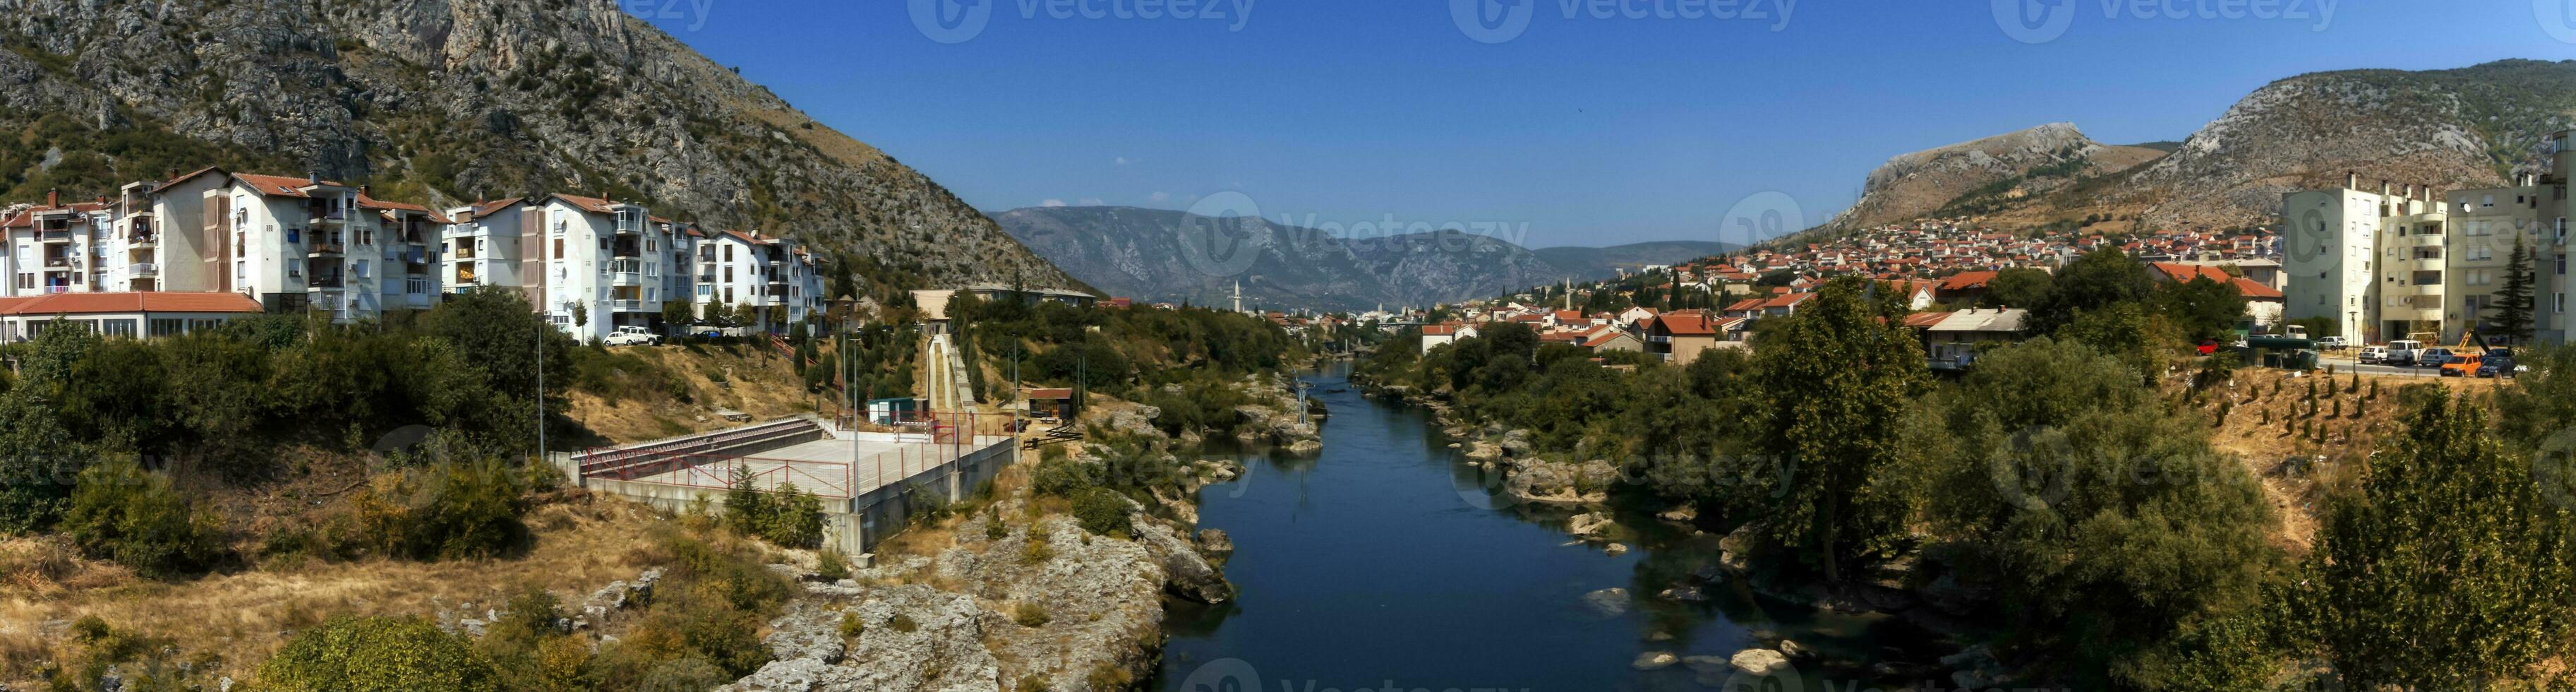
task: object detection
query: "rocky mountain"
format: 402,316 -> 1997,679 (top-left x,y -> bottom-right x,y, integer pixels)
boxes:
1822,122 -> 2168,233
1813,60 -> 2576,239
2107,59 -> 2576,232
0,0 -> 1077,301
994,206 -> 1728,312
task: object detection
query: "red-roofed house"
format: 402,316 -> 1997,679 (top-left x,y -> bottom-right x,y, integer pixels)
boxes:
2148,262 -> 2234,285
0,290 -> 264,342
1421,323 -> 1477,354
1646,311 -> 1722,365
1936,270 -> 1999,303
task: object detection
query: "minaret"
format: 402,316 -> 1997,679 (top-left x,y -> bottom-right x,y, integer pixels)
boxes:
1231,281 -> 1244,314
1563,278 -> 1572,311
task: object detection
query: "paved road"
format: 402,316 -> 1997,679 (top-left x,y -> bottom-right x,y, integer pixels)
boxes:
2316,354 -> 2516,378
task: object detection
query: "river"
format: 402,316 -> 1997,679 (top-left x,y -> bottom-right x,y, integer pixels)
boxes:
1152,366 -> 1944,692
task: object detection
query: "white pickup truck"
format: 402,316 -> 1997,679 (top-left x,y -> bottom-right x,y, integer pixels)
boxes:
603,326 -> 663,346
2383,339 -> 2425,366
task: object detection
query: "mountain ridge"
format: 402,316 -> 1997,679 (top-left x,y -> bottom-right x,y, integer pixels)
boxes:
0,0 -> 1079,302
994,205 -> 1731,311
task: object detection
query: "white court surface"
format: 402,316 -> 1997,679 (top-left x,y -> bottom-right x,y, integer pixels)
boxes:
625,434 -> 990,498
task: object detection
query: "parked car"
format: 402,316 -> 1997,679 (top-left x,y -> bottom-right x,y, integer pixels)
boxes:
2358,345 -> 2389,364
2316,335 -> 2348,350
603,326 -> 663,346
2479,348 -> 2519,378
2419,347 -> 2456,368
2440,352 -> 2484,377
2384,340 -> 2425,366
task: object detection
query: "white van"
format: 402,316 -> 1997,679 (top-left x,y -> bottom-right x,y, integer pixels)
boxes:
2385,340 -> 2425,366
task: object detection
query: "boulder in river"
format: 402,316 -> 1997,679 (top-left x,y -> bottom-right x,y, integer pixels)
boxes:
1730,648 -> 1791,676
1579,587 -> 1630,618
1196,529 -> 1234,558
1631,651 -> 1678,671
1657,585 -> 1705,602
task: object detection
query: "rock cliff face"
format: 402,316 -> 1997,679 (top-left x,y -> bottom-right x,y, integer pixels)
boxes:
0,0 -> 1077,297
1812,60 -> 2576,238
1823,123 -> 2165,232
2112,60 -> 2576,231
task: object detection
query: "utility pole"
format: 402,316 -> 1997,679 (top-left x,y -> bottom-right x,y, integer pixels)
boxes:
535,315 -> 546,467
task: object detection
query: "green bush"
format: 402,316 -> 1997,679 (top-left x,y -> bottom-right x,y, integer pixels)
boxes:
816,547 -> 851,581
1011,602 -> 1052,628
353,460 -> 532,561
259,616 -> 500,692
1030,457 -> 1101,496
61,458 -> 226,578
722,469 -> 824,549
1070,488 -> 1132,537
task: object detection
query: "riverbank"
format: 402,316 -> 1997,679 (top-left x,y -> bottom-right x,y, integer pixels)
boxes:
1155,366 -> 1965,691
1349,374 -> 1989,686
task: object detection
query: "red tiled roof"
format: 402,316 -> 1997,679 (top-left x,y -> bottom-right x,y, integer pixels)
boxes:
1901,311 -> 1952,328
2233,277 -> 2283,299
1654,312 -> 1718,336
1724,298 -> 1768,311
2150,262 -> 2233,283
1939,271 -> 1999,291
0,291 -> 263,316
550,193 -> 618,213
234,173 -> 346,197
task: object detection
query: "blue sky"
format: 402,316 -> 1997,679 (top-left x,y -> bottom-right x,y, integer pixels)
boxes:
629,0 -> 2576,249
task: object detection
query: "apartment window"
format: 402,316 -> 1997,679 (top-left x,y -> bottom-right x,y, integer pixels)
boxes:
2560,254 -> 2568,275
723,245 -> 733,261
148,318 -> 183,338
553,239 -> 565,259
100,320 -> 136,339
2560,292 -> 2568,314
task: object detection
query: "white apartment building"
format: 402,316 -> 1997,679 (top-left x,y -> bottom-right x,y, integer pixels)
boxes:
2285,139 -> 2576,345
693,229 -> 822,333
1,193 -> 110,296
440,198 -> 533,302
531,193 -> 681,342
148,168 -> 433,323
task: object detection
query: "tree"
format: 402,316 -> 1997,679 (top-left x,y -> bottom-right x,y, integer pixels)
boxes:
2488,234 -> 2538,343
1744,277 -> 1928,582
62,458 -> 226,578
1927,338 -> 2279,687
2153,275 -> 2246,342
661,299 -> 694,328
1982,267 -> 2053,309
2302,393 -> 2576,688
569,301 -> 588,330
2033,247 -> 2153,334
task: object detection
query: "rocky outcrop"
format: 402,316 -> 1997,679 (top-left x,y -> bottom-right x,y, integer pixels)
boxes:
1500,457 -> 1614,506
723,498 -> 1231,691
1823,123 -> 2166,232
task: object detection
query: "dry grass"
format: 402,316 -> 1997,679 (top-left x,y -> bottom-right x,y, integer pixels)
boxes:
2193,370 -> 2484,552
0,496 -> 663,688
565,343 -> 818,446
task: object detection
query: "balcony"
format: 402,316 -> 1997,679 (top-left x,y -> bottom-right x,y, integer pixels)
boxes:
308,241 -> 344,257
42,256 -> 70,269
309,208 -> 351,227
129,263 -> 157,278
406,278 -> 432,295
455,267 -> 479,285
308,278 -> 346,290
611,299 -> 648,312
128,231 -> 155,249
37,228 -> 71,243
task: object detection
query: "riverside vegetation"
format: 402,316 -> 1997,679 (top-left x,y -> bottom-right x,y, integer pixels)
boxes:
1354,246 -> 2576,690
0,287 -> 1306,691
